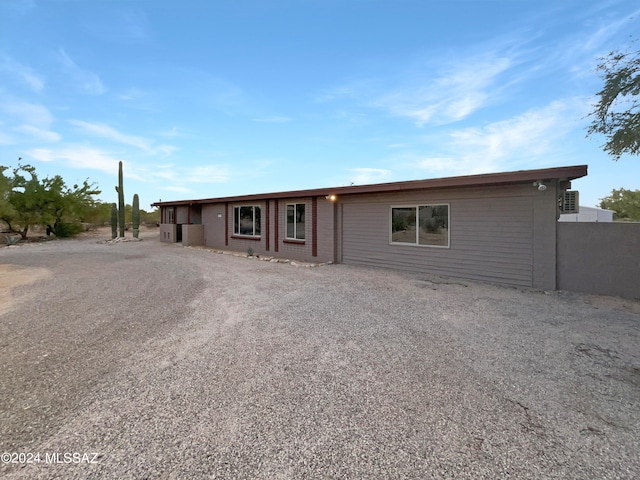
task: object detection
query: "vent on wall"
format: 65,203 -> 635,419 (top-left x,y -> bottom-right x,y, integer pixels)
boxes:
561,190 -> 579,214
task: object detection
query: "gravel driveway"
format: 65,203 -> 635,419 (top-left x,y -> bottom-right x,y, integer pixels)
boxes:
1,233 -> 638,479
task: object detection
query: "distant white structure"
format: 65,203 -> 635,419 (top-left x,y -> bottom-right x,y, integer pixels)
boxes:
559,205 -> 614,222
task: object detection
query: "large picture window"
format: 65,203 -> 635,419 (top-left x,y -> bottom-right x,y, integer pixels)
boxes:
286,203 -> 306,240
234,206 -> 261,237
391,204 -> 449,247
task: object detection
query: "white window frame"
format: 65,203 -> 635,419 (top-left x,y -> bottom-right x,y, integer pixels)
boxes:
233,205 -> 261,237
389,203 -> 450,248
285,203 -> 306,241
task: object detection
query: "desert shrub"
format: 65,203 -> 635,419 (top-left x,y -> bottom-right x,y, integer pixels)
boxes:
51,222 -> 84,238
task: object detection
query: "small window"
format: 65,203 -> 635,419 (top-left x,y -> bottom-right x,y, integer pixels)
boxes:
286,204 -> 306,240
234,206 -> 261,237
391,204 -> 449,247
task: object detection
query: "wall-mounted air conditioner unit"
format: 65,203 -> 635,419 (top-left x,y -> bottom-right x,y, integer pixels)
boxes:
561,190 -> 579,214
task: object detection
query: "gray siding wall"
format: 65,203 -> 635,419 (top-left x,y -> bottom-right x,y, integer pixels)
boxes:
557,223 -> 640,299
337,184 -> 557,288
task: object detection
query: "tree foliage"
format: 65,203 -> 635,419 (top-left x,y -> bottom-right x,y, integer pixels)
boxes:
0,162 -> 101,238
599,188 -> 640,221
587,42 -> 640,160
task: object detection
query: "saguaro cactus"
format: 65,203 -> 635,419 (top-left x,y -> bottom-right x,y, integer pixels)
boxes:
110,203 -> 118,239
132,194 -> 140,238
117,161 -> 125,237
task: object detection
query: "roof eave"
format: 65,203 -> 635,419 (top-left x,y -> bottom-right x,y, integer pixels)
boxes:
151,164 -> 588,207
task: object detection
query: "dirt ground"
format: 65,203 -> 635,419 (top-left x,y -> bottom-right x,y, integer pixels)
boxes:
0,233 -> 638,479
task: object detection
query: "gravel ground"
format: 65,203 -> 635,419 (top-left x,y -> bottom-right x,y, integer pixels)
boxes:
0,233 -> 639,479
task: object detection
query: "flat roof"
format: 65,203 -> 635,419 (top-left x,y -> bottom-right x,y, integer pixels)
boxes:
152,164 -> 588,207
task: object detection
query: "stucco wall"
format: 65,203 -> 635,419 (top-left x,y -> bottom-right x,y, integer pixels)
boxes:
159,224 -> 177,243
182,224 -> 204,246
557,222 -> 640,299
202,204 -> 226,247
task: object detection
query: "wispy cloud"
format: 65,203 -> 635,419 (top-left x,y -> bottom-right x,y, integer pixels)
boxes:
375,55 -> 513,126
0,99 -> 60,143
184,165 -> 230,183
140,163 -> 230,188
410,98 -> 587,175
0,54 -> 45,92
15,125 -> 61,142
27,146 -> 122,174
348,167 -> 392,185
70,120 -> 151,150
319,44 -> 521,127
58,49 -> 105,95
69,120 -> 177,156
581,6 -> 640,53
1,100 -> 53,127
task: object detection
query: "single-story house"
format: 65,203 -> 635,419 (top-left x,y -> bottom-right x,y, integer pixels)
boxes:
153,165 -> 588,291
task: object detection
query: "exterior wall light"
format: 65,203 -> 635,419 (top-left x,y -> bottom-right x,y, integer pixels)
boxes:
533,181 -> 547,191
325,194 -> 337,201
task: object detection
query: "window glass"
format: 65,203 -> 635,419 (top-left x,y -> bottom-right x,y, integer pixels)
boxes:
286,205 -> 295,239
286,204 -> 305,240
391,207 -> 416,244
234,206 -> 261,236
239,206 -> 253,235
418,205 -> 449,246
391,205 -> 449,247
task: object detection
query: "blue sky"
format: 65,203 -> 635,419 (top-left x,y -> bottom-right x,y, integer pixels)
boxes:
0,0 -> 638,210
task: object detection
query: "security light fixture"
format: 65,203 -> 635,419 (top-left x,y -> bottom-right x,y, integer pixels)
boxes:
326,194 -> 337,201
533,181 -> 547,191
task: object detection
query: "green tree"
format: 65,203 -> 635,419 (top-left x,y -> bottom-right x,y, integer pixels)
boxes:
0,162 -> 101,238
587,42 -> 640,160
80,201 -> 112,226
140,208 -> 160,225
599,188 -> 640,221
39,175 -> 101,237
0,166 -> 17,226
4,164 -> 43,238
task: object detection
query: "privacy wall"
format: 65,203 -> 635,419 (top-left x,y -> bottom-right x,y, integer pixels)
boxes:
557,223 -> 640,299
